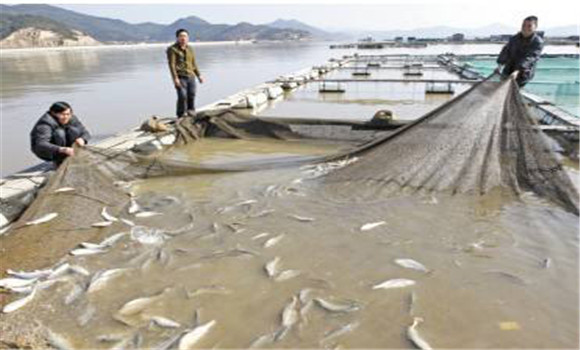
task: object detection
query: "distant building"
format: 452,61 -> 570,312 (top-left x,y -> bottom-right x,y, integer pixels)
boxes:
407,36 -> 416,42
395,36 -> 403,42
450,33 -> 465,42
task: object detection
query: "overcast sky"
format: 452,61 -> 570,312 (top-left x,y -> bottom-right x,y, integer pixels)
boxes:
56,2 -> 580,31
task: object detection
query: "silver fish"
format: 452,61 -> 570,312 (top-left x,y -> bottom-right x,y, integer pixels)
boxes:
178,320 -> 216,350
0,277 -> 38,289
128,198 -> 141,214
321,322 -> 359,344
80,242 -> 103,249
541,258 -> 551,269
407,317 -> 433,350
135,211 -> 162,218
373,278 -> 416,290
186,285 -> 230,298
47,263 -> 71,280
64,284 -> 84,305
394,259 -> 430,273
117,289 -> 169,316
46,328 -> 75,350
249,333 -> 275,349
314,298 -> 361,313
288,215 -> 315,222
121,218 -> 136,227
249,209 -> 275,218
360,221 -> 386,231
53,187 -> 75,193
281,296 -> 299,328
70,247 -> 105,256
101,207 -> 119,222
2,287 -> 36,313
69,265 -> 90,276
274,270 -> 301,282
265,257 -> 281,278
151,316 -> 181,328
7,268 -> 52,280
252,233 -> 270,240
92,221 -> 113,228
99,232 -> 127,247
88,268 -> 130,294
264,234 -> 285,248
25,212 -> 58,226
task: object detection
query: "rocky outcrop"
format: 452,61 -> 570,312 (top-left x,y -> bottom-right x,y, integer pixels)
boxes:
0,28 -> 100,49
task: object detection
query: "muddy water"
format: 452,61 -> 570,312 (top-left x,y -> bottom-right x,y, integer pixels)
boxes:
1,139 -> 578,349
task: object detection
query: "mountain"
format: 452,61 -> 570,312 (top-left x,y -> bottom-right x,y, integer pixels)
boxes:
155,16 -> 310,42
267,19 -> 330,38
543,25 -> 579,37
0,4 -> 313,45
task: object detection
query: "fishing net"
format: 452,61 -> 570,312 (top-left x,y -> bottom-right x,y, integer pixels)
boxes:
1,73 -> 579,349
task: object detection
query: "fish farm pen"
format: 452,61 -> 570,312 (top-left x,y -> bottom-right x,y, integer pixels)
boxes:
0,52 -> 579,349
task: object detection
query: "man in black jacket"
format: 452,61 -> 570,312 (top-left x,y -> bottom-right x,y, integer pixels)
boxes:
495,16 -> 544,87
30,102 -> 91,165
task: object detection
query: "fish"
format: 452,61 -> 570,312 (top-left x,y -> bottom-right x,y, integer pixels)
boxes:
274,270 -> 301,282
80,242 -> 103,250
321,322 -> 360,344
54,187 -> 75,193
178,320 -> 216,350
96,334 -> 127,343
288,215 -> 315,222
78,304 -> 96,326
265,257 -> 281,278
64,284 -> 85,305
252,233 -> 270,240
88,268 -> 130,294
25,212 -> 58,226
128,198 -> 141,214
406,317 -> 433,350
47,263 -> 71,280
69,265 -> 90,276
394,259 -> 430,273
46,328 -> 75,350
281,296 -> 299,328
264,234 -> 285,248
92,221 -> 113,228
151,316 -> 181,328
121,218 -> 136,227
249,333 -> 275,349
118,293 -> 163,316
99,232 -> 127,247
101,207 -> 119,222
70,247 -> 106,256
249,209 -> 275,218
135,211 -> 162,218
373,278 -> 416,290
2,288 -> 36,313
360,221 -> 386,231
0,277 -> 38,289
314,298 -> 361,313
186,286 -> 230,298
7,268 -> 52,280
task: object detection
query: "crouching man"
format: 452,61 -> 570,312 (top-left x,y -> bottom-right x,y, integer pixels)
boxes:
30,101 -> 91,165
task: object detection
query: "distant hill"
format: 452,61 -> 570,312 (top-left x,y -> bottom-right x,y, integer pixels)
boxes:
0,4 -> 313,45
266,19 -> 332,39
0,13 -> 76,40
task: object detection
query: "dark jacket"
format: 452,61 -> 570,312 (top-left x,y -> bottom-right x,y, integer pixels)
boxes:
30,112 -> 91,163
497,32 -> 544,86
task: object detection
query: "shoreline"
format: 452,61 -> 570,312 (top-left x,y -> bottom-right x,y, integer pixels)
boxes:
0,39 -> 257,53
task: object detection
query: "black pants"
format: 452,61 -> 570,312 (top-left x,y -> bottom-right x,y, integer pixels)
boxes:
53,126 -> 84,165
176,75 -> 196,117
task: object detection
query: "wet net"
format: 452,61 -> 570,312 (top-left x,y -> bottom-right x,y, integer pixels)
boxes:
1,73 -> 579,349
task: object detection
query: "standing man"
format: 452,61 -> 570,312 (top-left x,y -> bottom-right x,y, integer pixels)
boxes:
30,101 -> 90,165
495,16 -> 544,87
166,28 -> 204,118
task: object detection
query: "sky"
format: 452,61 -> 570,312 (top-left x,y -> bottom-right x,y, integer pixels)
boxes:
54,1 -> 580,32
